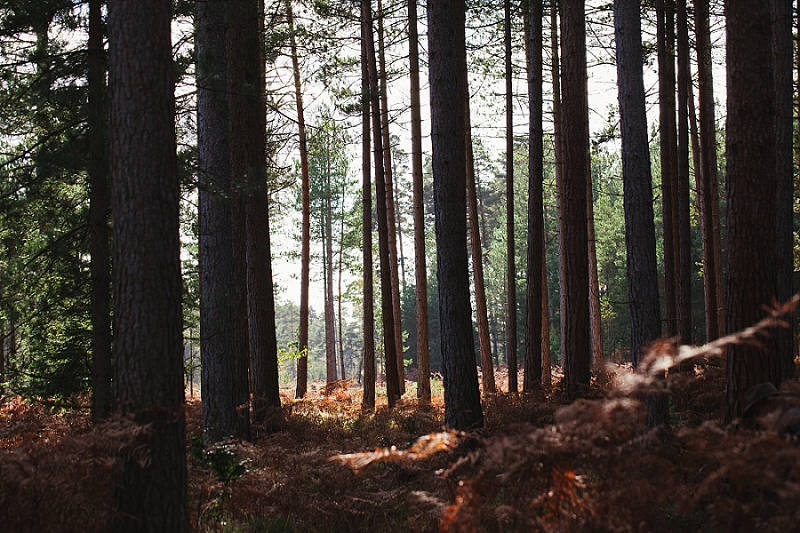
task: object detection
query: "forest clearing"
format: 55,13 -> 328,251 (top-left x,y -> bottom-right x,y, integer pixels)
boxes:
3,323 -> 800,533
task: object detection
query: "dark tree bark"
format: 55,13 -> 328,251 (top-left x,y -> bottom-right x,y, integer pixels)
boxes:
408,0 -> 431,403
725,0 -> 780,420
107,0 -> 188,529
614,0 -> 667,426
197,0 -> 242,442
287,0 -> 311,399
772,0 -> 795,379
544,1 -> 560,393
523,0 -> 544,392
504,0 -> 518,394
361,17 -> 377,410
228,0 -> 280,424
657,0 -> 679,338
466,101 -> 495,394
695,0 -> 724,342
376,0 -> 405,395
363,0 -> 400,407
558,0 -> 591,400
428,0 -> 483,430
676,0 -> 692,345
324,162 -> 338,383
586,148 -> 603,367
89,0 -> 112,424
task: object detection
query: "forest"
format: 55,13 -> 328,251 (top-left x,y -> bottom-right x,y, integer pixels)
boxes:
1,0 -> 800,531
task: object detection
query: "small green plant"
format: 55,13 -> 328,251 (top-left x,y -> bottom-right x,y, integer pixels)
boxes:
191,433 -> 247,482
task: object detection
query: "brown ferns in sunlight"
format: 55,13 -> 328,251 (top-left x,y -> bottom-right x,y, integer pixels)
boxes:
332,430 -> 462,474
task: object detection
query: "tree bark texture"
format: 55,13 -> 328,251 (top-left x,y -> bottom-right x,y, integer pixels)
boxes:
108,0 -> 188,529
725,0 -> 780,420
615,0 -> 668,427
363,0 -> 400,406
466,102 -> 495,394
614,0 -> 662,364
287,0 -> 311,399
376,0 -> 405,395
228,0 -> 280,423
361,19 -> 376,410
657,0 -> 679,338
408,0 -> 431,403
428,0 -> 483,430
504,0 -> 518,394
197,0 -> 242,442
676,0 -> 693,345
89,0 -> 112,424
523,0 -> 544,392
558,0 -> 592,400
695,0 -> 724,342
772,0 -> 795,379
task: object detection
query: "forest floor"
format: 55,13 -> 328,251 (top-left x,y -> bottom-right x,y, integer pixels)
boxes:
2,355 -> 800,533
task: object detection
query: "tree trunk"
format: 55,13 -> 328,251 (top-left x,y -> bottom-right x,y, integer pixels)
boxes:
541,240 -> 552,391
559,0 -> 592,400
107,0 -> 188,528
725,0 -> 780,421
324,150 -> 338,384
361,16 -> 377,410
376,0 -> 405,395
503,0 -> 518,394
614,0 -> 667,426
523,0 -> 544,392
772,0 -> 795,379
546,1 -> 560,392
694,0 -> 724,342
408,0 -> 430,403
89,0 -> 112,424
657,0 -> 679,338
428,0 -> 483,430
287,0 -> 311,399
362,0 -> 400,407
676,0 -> 692,345
229,0 -> 280,424
197,0 -> 241,442
586,147 -> 603,367
466,101 -> 495,394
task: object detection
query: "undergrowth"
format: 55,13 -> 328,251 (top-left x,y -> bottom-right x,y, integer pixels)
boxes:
2,304 -> 800,532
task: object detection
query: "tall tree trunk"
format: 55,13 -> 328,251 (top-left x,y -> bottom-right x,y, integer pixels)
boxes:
324,150 -> 338,384
363,0 -> 400,407
504,0 -> 518,393
559,0 -> 592,400
376,0 -> 405,394
428,0 -> 483,430
466,101 -> 495,394
694,0 -> 724,342
541,239 -> 552,391
586,146 -> 604,367
338,182 -> 347,380
676,0 -> 692,345
408,0 -> 430,403
614,0 -> 667,425
89,0 -> 112,423
361,17 -> 377,410
547,1 -> 560,392
725,0 -> 779,421
287,0 -> 311,399
657,0 -> 679,338
107,0 -> 188,528
772,0 -> 795,379
197,0 -> 241,442
229,0 -> 280,424
523,0 -> 544,392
